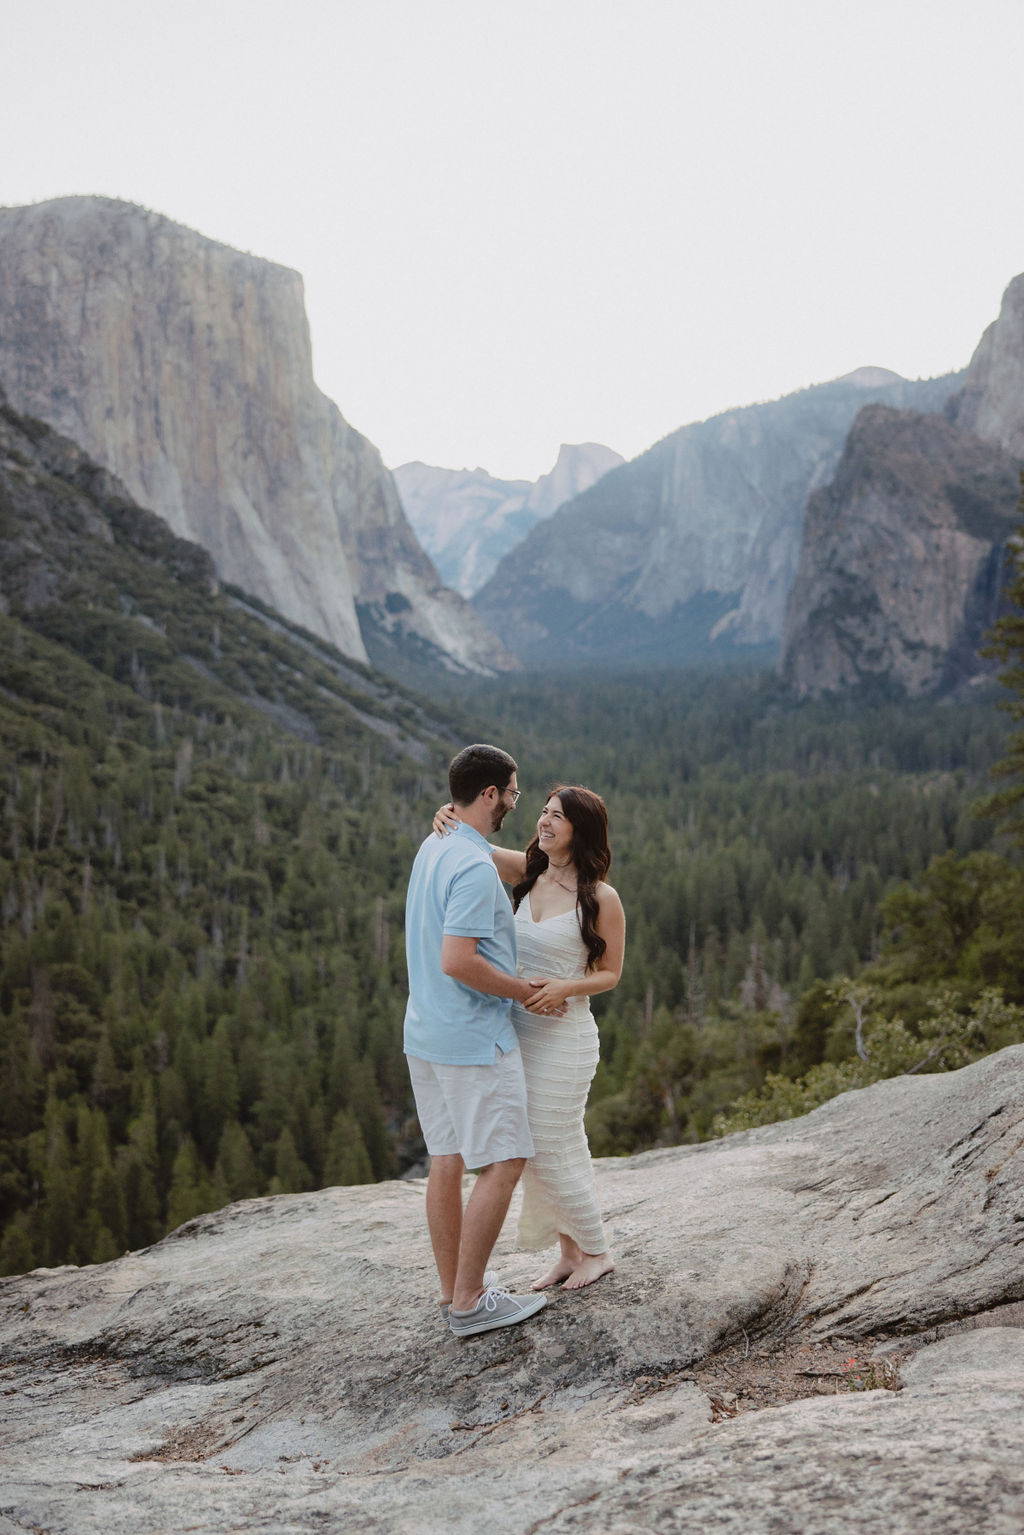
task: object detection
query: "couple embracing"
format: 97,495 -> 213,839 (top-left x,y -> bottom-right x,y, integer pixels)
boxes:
403,743 -> 625,1338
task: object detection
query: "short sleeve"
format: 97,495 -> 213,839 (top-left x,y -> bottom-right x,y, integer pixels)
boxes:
443,859 -> 497,938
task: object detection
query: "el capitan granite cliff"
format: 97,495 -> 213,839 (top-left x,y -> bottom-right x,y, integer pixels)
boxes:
0,196 -> 514,677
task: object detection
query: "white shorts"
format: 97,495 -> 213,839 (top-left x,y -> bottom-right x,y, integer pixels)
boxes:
407,1046 -> 535,1169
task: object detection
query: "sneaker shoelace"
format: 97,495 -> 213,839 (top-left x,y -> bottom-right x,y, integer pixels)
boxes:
482,1285 -> 512,1312
444,1272 -> 501,1317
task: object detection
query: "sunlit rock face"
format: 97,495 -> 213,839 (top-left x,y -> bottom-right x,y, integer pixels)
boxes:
951,273 -> 1024,457
780,405 -> 1021,695
394,443 -> 624,597
0,196 -> 514,675
473,370 -> 959,667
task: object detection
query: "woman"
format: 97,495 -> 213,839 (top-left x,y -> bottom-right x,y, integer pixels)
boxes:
434,785 -> 625,1290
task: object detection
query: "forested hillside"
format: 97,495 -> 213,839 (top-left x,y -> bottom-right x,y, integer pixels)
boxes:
0,396 -> 458,1274
2,387 -> 1021,1275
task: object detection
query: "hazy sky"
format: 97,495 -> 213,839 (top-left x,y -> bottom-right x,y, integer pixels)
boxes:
4,0 -> 1024,480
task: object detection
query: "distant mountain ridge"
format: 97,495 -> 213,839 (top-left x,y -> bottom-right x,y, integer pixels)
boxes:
0,196 -> 514,678
394,443 -> 624,596
473,368 -> 962,666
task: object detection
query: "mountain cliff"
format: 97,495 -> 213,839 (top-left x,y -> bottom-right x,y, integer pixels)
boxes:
473,369 -> 960,666
781,274 -> 1024,695
394,442 -> 624,596
0,196 -> 514,676
949,272 -> 1024,456
779,406 -> 1021,694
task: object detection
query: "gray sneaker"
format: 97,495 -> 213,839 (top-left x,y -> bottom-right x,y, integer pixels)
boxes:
449,1285 -> 547,1337
441,1269 -> 499,1323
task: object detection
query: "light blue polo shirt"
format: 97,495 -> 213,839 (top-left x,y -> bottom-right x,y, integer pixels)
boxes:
403,822 -> 518,1065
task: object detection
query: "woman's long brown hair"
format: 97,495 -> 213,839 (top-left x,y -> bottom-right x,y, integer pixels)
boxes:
512,785 -> 611,971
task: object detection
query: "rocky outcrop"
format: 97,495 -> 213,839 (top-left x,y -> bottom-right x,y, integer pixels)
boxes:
781,273 -> 1024,695
780,406 -> 1022,694
473,370 -> 960,666
2,1045 -> 1022,1533
950,272 -> 1024,456
0,196 -> 514,675
394,442 -> 624,597
528,441 -> 625,519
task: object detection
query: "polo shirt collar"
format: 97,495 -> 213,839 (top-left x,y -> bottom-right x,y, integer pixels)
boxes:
454,821 -> 492,853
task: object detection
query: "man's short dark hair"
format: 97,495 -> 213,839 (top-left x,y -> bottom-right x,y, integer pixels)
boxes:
449,743 -> 517,806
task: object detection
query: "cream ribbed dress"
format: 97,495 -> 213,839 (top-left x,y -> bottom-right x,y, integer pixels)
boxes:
511,896 -> 607,1255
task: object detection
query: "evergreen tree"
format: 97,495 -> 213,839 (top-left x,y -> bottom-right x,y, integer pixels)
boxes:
323,1111 -> 373,1186
166,1136 -> 215,1230
212,1121 -> 259,1205
270,1128 -> 312,1195
0,1212 -> 36,1275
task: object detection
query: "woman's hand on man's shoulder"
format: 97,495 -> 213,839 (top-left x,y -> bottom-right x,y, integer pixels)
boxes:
433,802 -> 459,838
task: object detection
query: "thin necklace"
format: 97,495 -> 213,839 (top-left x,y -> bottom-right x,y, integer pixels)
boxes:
546,857 -> 577,893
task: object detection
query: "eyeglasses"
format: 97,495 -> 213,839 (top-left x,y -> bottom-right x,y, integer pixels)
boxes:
505,787 -> 522,805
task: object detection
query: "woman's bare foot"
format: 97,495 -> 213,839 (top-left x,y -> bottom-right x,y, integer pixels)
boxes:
562,1252 -> 615,1290
530,1257 -> 577,1290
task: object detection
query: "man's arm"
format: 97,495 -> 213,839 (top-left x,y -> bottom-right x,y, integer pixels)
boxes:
441,935 -> 533,1004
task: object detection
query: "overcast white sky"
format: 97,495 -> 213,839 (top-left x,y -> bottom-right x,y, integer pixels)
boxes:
4,0 -> 1024,480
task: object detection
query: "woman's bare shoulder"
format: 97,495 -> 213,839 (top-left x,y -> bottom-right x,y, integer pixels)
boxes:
595,880 -> 623,908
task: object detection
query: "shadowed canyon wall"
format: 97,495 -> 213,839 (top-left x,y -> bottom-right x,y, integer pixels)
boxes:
781,275 -> 1024,694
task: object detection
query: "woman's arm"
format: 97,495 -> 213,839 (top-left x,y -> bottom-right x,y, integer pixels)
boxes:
432,802 -> 527,885
491,845 -> 527,885
522,884 -> 626,1013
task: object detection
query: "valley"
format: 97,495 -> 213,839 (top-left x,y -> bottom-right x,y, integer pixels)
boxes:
1,200 -> 1023,1280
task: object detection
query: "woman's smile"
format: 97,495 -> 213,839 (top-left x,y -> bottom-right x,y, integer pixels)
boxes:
538,798 -> 573,860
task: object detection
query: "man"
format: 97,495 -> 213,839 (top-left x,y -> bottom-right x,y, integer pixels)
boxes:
404,743 -> 547,1337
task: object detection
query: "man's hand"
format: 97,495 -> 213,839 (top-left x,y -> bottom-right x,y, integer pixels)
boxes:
521,977 -> 569,1017
440,939 -> 569,1014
